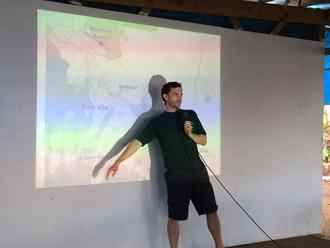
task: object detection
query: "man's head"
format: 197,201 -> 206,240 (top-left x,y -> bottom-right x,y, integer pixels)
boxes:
161,81 -> 182,110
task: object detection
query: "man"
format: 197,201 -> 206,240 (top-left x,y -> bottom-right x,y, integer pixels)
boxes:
105,82 -> 224,248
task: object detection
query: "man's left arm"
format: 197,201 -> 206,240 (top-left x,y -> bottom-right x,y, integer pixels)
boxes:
187,128 -> 207,146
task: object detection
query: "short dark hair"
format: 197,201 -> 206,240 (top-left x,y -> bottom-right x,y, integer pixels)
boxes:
161,81 -> 182,104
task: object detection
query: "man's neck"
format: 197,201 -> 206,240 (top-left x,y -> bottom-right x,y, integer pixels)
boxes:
164,105 -> 179,112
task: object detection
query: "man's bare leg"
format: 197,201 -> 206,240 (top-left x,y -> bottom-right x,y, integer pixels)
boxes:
167,218 -> 180,248
206,212 -> 225,248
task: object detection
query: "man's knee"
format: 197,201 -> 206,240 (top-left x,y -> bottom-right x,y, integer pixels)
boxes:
206,211 -> 220,220
168,218 -> 180,224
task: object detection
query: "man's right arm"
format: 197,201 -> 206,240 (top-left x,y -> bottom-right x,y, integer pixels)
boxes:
106,139 -> 142,179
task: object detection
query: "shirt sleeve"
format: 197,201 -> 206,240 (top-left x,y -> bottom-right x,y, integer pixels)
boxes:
135,120 -> 156,146
191,110 -> 206,135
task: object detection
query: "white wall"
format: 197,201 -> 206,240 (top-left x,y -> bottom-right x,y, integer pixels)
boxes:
0,0 -> 323,247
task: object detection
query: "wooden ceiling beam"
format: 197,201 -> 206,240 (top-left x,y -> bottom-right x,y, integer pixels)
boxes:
83,0 -> 330,25
271,21 -> 287,35
300,0 -> 330,6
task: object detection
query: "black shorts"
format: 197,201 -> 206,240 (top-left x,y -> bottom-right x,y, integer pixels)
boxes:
166,180 -> 218,220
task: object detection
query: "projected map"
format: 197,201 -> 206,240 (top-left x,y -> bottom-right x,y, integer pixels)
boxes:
37,9 -> 221,188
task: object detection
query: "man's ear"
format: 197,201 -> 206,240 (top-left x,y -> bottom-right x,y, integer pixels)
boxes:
162,94 -> 168,102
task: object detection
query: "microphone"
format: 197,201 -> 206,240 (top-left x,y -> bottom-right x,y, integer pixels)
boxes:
175,110 -> 193,134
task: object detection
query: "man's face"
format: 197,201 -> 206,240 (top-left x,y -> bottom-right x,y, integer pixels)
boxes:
163,87 -> 182,110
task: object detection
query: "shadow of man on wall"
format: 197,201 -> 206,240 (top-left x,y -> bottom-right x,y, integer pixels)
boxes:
92,74 -> 168,243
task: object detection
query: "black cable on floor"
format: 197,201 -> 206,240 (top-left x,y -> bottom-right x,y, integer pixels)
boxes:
199,152 -> 283,248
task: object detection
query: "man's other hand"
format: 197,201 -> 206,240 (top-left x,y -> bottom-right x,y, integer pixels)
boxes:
106,161 -> 120,180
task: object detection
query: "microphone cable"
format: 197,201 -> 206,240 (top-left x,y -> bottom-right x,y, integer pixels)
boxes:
198,152 -> 284,248
177,109 -> 283,248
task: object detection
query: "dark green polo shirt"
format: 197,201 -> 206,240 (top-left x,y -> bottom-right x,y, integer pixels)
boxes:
135,109 -> 209,182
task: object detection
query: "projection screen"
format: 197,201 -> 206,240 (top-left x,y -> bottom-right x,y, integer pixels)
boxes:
37,9 -> 221,188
